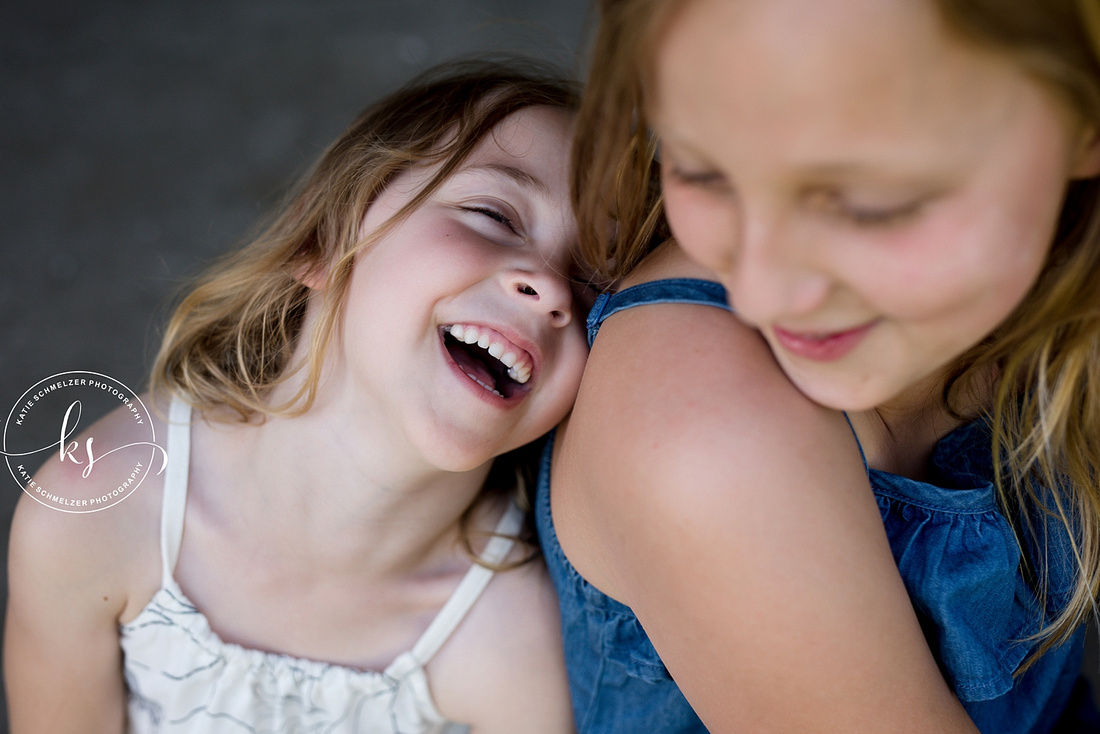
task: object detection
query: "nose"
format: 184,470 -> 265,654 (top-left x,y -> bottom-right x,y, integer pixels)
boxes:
724,219 -> 830,326
506,262 -> 573,328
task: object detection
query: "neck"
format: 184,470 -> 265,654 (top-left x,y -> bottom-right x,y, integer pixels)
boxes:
196,383 -> 494,579
847,366 -> 989,479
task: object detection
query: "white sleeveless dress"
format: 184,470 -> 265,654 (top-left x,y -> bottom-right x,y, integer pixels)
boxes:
121,397 -> 524,733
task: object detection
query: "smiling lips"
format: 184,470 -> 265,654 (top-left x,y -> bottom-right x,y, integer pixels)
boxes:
771,321 -> 877,361
442,324 -> 534,398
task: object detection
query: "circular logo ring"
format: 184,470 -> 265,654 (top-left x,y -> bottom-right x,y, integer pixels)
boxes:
4,371 -> 167,513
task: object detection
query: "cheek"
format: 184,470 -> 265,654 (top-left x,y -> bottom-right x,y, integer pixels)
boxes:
895,114 -> 1071,328
560,334 -> 589,399
663,184 -> 737,274
853,194 -> 1052,331
545,334 -> 589,420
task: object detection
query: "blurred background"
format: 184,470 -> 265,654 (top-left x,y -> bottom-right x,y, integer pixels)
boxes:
1,1 -> 1097,730
1,0 -> 587,726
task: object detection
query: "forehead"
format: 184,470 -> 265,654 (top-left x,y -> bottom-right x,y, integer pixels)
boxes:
454,105 -> 573,184
374,105 -> 575,226
651,0 -> 1037,169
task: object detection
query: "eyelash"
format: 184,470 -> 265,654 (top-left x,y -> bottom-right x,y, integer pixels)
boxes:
841,201 -> 923,226
667,165 -> 729,191
461,206 -> 519,234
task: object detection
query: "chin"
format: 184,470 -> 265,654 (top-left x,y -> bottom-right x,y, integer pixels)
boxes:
409,437 -> 488,474
786,372 -> 885,414
429,456 -> 494,476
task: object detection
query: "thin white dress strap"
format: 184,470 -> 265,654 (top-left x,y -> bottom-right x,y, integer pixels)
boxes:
406,500 -> 526,667
160,396 -> 192,584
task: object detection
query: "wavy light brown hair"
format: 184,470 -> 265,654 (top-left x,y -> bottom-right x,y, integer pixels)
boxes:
573,0 -> 1100,670
152,59 -> 580,554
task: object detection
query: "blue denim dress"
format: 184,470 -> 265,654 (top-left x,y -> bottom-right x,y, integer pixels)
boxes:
536,278 -> 1090,733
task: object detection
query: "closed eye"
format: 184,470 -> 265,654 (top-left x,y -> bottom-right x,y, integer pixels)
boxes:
843,200 -> 924,226
665,165 -> 731,194
461,206 -> 519,235
804,188 -> 927,228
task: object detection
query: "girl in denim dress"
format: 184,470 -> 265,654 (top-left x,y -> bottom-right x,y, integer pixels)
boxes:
540,0 -> 1100,731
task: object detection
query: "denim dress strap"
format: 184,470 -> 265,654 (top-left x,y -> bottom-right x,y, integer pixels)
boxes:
586,278 -> 729,346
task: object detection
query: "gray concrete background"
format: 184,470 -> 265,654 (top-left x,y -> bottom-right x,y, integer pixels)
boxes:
1,1 -> 1097,730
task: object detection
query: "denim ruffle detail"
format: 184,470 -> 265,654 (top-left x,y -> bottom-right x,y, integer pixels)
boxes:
876,483 -> 1028,701
872,419 -> 1082,725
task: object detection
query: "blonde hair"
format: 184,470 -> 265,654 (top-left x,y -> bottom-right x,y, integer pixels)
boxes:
152,58 -> 580,552
572,0 -> 674,284
935,0 -> 1100,668
573,0 -> 1100,670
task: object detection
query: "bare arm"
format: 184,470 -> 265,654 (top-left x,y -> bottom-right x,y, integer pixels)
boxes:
554,261 -> 977,731
5,409 -> 161,733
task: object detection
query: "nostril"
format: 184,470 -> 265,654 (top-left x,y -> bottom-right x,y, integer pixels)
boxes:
517,283 -> 538,297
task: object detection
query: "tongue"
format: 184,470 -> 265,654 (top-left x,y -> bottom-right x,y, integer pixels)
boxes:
450,344 -> 497,390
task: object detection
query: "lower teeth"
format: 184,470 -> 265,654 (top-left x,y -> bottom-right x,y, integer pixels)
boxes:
465,372 -> 502,397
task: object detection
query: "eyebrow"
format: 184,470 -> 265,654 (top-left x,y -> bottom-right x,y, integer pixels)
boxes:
461,162 -> 552,198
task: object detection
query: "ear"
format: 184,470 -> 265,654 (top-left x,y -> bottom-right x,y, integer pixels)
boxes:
294,261 -> 328,291
1071,124 -> 1100,179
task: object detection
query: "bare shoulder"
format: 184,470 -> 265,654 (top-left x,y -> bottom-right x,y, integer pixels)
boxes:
555,242 -> 863,596
4,395 -> 169,733
577,238 -> 854,472
8,394 -> 168,620
428,555 -> 573,733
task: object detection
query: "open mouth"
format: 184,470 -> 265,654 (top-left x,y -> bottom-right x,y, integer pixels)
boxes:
442,324 -> 534,399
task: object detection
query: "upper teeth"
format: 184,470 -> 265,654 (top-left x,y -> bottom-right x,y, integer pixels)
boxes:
444,324 -> 532,384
